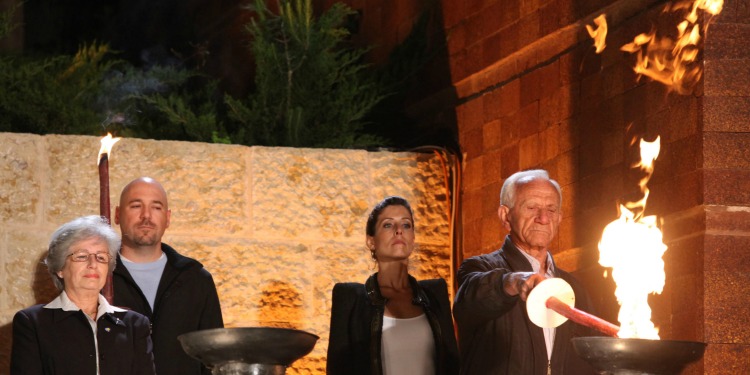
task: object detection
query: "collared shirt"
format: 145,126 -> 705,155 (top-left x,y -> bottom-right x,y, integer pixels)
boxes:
45,291 -> 127,375
518,249 -> 556,361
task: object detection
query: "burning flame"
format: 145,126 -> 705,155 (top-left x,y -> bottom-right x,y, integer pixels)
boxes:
598,137 -> 666,339
586,14 -> 608,54
620,0 -> 723,94
98,133 -> 121,165
686,0 -> 724,23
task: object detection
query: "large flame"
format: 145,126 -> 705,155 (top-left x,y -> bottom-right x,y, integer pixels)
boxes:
598,137 -> 666,339
586,14 -> 608,54
620,0 -> 723,94
97,133 -> 121,165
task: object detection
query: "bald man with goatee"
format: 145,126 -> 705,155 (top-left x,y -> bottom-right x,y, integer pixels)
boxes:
112,177 -> 223,375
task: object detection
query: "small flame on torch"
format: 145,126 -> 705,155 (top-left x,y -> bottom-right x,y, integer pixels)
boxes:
598,136 -> 666,340
98,133 -> 121,164
586,14 -> 608,54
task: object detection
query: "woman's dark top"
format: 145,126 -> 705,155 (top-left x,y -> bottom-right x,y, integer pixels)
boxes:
11,293 -> 156,375
327,273 -> 460,375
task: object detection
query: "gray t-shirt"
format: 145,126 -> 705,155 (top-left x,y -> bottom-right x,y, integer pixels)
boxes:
119,252 -> 167,311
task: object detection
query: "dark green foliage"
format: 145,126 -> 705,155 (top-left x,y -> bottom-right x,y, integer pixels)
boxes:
0,3 -> 20,41
0,42 -> 224,143
225,0 -> 387,148
0,1 -> 421,149
0,3 -> 224,142
0,43 -> 117,134
101,65 -> 225,143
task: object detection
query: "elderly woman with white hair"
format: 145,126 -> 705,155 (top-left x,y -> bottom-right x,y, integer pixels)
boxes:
11,215 -> 156,375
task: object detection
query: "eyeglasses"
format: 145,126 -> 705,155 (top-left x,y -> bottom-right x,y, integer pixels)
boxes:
67,251 -> 111,264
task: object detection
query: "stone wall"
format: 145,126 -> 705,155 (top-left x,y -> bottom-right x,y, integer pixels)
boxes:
0,132 -> 454,374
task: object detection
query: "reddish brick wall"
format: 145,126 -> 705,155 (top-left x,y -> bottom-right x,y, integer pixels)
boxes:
437,0 -> 748,373
700,1 -> 750,371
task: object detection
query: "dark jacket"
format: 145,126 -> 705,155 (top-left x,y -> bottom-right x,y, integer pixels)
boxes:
453,236 -> 597,375
11,303 -> 155,375
113,243 -> 224,375
327,273 -> 460,375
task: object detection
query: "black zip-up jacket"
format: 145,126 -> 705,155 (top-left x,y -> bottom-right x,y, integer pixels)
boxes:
327,273 -> 460,374
453,236 -> 598,375
113,243 -> 224,375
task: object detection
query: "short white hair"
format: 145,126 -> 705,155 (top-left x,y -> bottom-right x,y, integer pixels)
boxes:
500,169 -> 562,208
45,215 -> 120,291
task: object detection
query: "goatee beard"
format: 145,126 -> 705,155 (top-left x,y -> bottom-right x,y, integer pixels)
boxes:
129,233 -> 159,247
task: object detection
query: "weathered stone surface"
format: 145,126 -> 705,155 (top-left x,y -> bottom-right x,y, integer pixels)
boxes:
0,134 -> 43,225
111,138 -> 248,235
44,135 -> 103,223
1,229 -> 55,318
251,146 -> 371,240
369,151 -> 451,245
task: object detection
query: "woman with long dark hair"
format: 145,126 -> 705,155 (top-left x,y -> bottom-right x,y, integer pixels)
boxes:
327,196 -> 459,375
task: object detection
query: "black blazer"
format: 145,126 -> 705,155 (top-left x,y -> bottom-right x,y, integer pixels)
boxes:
11,303 -> 156,375
327,274 -> 460,375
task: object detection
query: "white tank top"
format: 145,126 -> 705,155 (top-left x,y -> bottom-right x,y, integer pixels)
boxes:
381,313 -> 435,375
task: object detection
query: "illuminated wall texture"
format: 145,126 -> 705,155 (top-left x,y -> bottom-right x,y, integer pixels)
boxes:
0,132 -> 454,374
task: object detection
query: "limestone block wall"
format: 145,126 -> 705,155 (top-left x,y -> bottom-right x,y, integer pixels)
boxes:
0,132 -> 453,374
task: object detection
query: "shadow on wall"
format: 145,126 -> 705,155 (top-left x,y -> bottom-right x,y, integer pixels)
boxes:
32,252 -> 60,304
256,281 -> 303,329
0,253 -> 59,374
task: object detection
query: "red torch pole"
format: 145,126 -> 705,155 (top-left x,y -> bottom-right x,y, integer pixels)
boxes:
99,151 -> 114,304
99,153 -> 111,223
546,296 -> 620,337
98,134 -> 119,304
527,278 -> 621,337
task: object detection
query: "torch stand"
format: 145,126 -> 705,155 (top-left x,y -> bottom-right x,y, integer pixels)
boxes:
178,327 -> 318,375
571,336 -> 705,375
526,278 -> 705,375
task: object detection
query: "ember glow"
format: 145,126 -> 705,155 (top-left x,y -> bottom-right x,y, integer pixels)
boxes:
620,0 -> 723,94
97,133 -> 121,164
586,14 -> 608,54
598,137 -> 666,339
